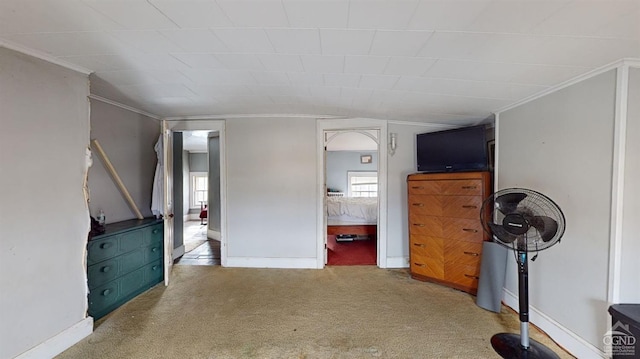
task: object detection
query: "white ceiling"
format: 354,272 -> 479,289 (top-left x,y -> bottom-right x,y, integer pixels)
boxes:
1,0 -> 638,125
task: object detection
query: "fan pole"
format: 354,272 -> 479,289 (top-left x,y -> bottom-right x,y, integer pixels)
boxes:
518,250 -> 530,349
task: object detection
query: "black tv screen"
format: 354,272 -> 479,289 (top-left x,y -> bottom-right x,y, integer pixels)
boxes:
417,125 -> 488,173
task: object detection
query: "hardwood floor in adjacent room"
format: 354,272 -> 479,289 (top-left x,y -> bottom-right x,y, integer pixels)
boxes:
174,221 -> 221,266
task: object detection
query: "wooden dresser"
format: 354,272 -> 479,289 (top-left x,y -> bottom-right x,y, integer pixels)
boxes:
87,218 -> 164,320
407,171 -> 491,294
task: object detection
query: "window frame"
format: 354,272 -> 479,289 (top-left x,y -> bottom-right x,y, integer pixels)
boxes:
347,171 -> 378,198
189,172 -> 208,209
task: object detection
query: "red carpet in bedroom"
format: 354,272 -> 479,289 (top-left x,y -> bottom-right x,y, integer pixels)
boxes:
327,235 -> 377,265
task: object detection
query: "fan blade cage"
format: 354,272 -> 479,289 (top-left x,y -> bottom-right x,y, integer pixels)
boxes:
481,188 -> 566,252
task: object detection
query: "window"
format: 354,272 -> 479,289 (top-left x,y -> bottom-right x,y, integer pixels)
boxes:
347,171 -> 378,197
190,172 -> 208,208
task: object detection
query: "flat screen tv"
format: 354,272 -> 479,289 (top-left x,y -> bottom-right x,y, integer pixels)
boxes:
416,125 -> 488,173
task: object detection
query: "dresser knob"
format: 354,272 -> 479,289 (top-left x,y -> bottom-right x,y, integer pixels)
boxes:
462,228 -> 478,233
463,251 -> 479,256
412,243 -> 426,248
102,289 -> 111,296
413,263 -> 426,267
152,247 -> 159,252
99,242 -> 112,249
101,266 -> 111,272
412,203 -> 424,207
152,229 -> 159,234
412,224 -> 425,227
152,265 -> 159,271
461,186 -> 477,189
462,205 -> 478,209
464,274 -> 480,280
411,186 -> 424,190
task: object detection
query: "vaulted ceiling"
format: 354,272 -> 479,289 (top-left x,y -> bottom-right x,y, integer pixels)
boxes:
1,0 -> 638,125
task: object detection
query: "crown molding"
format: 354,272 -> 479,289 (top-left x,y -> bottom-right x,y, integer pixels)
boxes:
0,39 -> 92,75
494,58 -> 640,115
162,113 -> 346,121
88,95 -> 160,120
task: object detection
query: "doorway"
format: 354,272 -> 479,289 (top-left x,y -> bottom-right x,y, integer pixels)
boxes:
163,120 -> 226,280
316,119 -> 389,269
173,130 -> 221,266
325,130 -> 379,265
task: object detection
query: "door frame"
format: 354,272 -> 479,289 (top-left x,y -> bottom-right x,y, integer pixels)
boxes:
163,120 -> 227,268
316,118 -> 388,268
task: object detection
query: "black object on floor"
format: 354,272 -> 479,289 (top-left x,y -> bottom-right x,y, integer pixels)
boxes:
491,333 -> 560,359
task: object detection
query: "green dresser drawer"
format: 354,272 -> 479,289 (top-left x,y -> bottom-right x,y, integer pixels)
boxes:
144,223 -> 164,245
88,266 -> 147,319
145,259 -> 163,285
87,258 -> 119,290
146,243 -> 163,263
87,218 -> 163,320
120,230 -> 144,253
87,237 -> 118,265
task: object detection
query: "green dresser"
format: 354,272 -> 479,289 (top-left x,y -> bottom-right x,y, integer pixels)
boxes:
87,218 -> 164,320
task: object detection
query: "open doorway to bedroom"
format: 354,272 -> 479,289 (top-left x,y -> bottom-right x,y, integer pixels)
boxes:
173,130 -> 221,266
324,130 -> 379,266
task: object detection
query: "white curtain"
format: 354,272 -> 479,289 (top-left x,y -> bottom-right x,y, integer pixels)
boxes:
151,135 -> 163,218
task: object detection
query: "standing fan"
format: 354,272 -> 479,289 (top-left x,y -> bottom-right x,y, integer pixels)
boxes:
480,188 -> 566,359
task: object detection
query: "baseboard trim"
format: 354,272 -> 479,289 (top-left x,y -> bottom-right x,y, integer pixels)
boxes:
385,256 -> 409,268
502,289 -> 605,358
16,317 -> 93,359
225,257 -> 318,269
207,230 -> 220,240
172,244 -> 185,259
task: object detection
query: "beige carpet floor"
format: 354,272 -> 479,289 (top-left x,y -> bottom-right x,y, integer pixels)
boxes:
58,266 -> 573,359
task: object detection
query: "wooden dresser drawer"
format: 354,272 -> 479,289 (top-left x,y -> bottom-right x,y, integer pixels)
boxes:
444,263 -> 481,289
411,256 -> 444,280
409,194 -> 482,219
410,236 -> 443,259
445,241 -> 483,266
408,179 -> 483,196
409,216 -> 483,241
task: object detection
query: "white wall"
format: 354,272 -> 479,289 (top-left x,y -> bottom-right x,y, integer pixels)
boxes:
326,151 -> 378,193
88,100 -> 160,223
225,117 -> 317,267
498,70 -> 617,351
386,122 -> 457,264
0,48 -> 92,358
619,67 -> 640,302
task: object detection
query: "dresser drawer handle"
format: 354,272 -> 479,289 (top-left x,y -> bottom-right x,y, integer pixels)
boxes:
411,186 -> 424,190
462,228 -> 478,233
151,247 -> 159,252
99,242 -> 112,249
463,251 -> 479,256
152,265 -> 159,271
464,274 -> 480,280
413,263 -> 426,267
152,229 -> 160,234
412,224 -> 425,227
102,289 -> 112,296
462,186 -> 477,189
101,266 -> 111,272
412,243 -> 426,248
412,203 -> 424,207
462,205 -> 478,209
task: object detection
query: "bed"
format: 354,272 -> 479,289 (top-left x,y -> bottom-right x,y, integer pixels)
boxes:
326,196 -> 377,237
